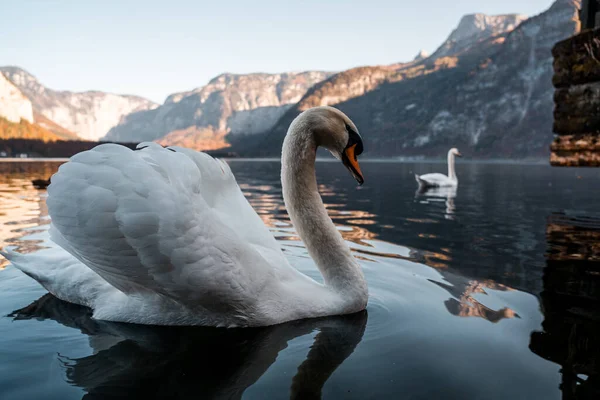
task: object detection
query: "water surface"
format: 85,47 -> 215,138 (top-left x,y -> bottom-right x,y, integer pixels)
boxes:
1,159 -> 599,399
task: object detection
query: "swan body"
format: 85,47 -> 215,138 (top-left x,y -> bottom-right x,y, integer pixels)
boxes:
415,148 -> 462,188
1,106 -> 368,327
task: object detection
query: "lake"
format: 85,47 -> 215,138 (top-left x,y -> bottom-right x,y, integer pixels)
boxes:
0,159 -> 599,399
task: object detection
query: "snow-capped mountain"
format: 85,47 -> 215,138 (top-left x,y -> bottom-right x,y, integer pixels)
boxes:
0,67 -> 158,141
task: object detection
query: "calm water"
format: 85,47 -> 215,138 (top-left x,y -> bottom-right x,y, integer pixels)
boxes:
1,159 -> 599,399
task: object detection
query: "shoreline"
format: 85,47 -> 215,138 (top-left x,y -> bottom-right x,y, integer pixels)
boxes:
0,157 -> 551,165
0,157 -> 70,162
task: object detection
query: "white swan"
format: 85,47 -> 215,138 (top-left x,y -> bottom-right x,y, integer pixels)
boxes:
415,148 -> 462,188
1,106 -> 368,327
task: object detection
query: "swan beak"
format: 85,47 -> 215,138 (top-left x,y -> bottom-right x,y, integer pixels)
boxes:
456,152 -> 463,157
342,143 -> 364,185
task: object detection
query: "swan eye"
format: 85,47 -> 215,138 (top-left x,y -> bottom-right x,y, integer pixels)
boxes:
345,124 -> 363,156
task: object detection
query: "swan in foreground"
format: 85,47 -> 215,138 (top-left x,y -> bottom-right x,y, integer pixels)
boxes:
1,106 -> 368,327
415,148 -> 462,188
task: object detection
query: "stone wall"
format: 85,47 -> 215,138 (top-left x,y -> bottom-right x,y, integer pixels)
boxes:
551,27 -> 600,166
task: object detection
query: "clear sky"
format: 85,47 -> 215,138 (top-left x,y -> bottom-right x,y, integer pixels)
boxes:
1,0 -> 554,103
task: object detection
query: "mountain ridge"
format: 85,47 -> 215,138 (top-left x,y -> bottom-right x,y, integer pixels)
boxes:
0,0 -> 581,158
250,9 -> 532,156
0,66 -> 158,141
104,71 -> 333,145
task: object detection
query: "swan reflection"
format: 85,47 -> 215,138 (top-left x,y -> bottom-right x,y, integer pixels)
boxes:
10,294 -> 367,400
415,186 -> 457,220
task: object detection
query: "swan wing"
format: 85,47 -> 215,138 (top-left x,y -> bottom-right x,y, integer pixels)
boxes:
46,143 -> 288,314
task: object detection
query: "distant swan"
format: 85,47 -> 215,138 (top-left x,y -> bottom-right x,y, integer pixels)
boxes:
1,106 -> 368,327
415,148 -> 462,188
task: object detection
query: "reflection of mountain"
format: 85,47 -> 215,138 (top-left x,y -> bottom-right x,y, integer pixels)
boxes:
11,294 -> 367,400
0,161 -> 63,268
240,172 -> 379,245
529,213 -> 600,399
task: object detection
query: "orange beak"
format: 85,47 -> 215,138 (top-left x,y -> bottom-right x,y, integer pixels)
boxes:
342,143 -> 364,185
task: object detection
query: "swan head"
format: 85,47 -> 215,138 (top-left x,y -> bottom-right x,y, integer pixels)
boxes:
450,148 -> 462,157
296,106 -> 365,185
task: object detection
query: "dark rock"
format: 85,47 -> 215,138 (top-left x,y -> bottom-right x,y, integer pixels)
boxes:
553,27 -> 600,87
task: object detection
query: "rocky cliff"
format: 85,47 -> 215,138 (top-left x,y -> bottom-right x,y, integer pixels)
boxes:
550,26 -> 600,166
429,13 -> 527,59
0,72 -> 33,124
252,0 -> 580,158
406,0 -> 581,157
104,71 -> 332,146
0,67 -> 158,141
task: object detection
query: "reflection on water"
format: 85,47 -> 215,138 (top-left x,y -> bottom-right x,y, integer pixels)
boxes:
0,162 -> 62,268
530,213 -> 600,399
11,294 -> 366,400
1,160 -> 600,399
431,274 -> 519,323
415,185 -> 457,220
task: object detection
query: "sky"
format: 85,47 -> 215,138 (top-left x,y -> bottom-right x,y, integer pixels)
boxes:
1,0 -> 554,103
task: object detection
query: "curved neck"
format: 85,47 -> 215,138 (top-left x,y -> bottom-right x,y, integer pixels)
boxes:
447,151 -> 457,180
281,125 -> 367,301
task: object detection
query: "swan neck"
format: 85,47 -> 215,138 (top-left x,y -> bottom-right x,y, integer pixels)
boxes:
281,124 -> 367,301
447,152 -> 456,180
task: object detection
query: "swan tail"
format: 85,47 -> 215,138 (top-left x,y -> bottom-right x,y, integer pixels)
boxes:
0,249 -> 10,260
1,249 -> 49,284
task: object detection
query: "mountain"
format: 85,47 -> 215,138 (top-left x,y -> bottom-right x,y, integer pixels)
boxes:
104,71 -> 332,146
0,72 -> 33,124
0,67 -> 158,141
252,0 -> 580,158
0,117 -> 61,142
413,50 -> 430,62
429,13 -> 527,59
253,10 -> 526,156
32,111 -> 79,140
